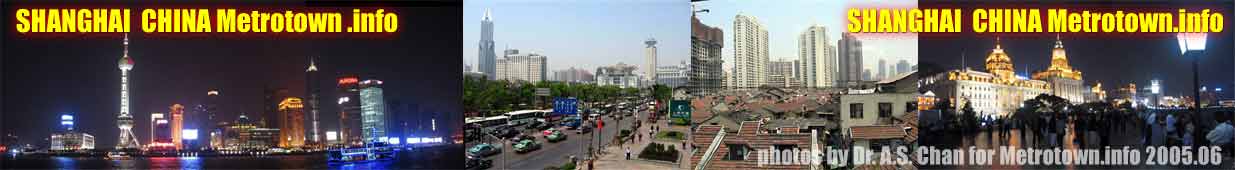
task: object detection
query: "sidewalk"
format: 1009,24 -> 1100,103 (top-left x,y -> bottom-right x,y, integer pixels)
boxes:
591,112 -> 689,170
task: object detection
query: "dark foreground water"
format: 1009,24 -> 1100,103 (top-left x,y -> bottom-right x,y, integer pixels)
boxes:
0,145 -> 464,169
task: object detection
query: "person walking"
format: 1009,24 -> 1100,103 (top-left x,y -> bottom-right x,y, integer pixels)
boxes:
625,147 -> 631,160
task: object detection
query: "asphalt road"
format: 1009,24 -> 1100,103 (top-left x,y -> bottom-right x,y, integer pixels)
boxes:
470,113 -> 636,170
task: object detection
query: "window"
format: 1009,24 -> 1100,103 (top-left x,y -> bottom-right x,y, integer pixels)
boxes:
849,103 -> 863,119
725,144 -> 748,160
878,102 -> 892,118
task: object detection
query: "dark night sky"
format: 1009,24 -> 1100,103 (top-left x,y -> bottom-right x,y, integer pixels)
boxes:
920,0 -> 1234,98
1,1 -> 462,148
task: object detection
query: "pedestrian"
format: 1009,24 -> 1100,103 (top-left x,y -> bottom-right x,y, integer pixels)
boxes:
625,147 -> 631,160
1206,111 -> 1233,156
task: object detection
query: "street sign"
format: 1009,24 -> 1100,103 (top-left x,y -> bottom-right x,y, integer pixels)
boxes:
670,100 -> 690,119
535,88 -> 551,96
553,97 -> 579,115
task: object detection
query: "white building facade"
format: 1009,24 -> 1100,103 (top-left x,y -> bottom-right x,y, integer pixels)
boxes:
496,49 -> 547,82
799,24 -> 836,88
732,14 -> 768,89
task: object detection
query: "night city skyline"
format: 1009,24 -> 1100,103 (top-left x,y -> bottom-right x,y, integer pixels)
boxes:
919,0 -> 1235,98
1,8 -> 463,149
920,32 -> 1234,98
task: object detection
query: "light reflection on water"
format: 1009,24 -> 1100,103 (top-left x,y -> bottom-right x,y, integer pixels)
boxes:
4,146 -> 463,169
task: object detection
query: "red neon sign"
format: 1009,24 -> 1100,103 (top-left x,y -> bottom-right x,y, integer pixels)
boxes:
338,77 -> 359,85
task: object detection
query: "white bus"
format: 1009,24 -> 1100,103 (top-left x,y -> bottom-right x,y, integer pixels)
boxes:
465,116 -> 509,134
504,109 -> 550,126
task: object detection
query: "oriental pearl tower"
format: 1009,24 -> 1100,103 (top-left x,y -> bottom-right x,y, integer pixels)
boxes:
115,34 -> 141,150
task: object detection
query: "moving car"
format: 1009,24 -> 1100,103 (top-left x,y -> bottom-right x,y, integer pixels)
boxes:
576,124 -> 593,134
492,128 -> 519,139
546,131 -> 567,142
509,134 -> 533,143
528,121 -> 553,131
513,139 -> 541,153
466,157 -> 493,170
466,143 -> 501,157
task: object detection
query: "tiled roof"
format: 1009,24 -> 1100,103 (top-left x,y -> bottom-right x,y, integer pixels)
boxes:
850,125 -> 908,140
691,122 -> 818,169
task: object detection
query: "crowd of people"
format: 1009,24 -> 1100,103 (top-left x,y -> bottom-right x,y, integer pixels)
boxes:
990,107 -> 1235,157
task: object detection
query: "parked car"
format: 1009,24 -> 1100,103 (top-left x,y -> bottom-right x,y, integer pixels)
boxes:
513,139 -> 541,153
546,131 -> 567,142
466,157 -> 493,170
466,144 -> 501,157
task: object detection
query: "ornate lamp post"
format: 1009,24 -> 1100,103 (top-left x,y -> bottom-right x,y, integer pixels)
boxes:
1177,32 -> 1207,145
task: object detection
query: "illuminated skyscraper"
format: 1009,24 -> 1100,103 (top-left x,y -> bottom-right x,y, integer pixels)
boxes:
337,74 -> 363,146
170,104 -> 185,150
360,80 -> 387,143
150,113 -> 165,144
278,97 -> 306,148
305,57 -> 322,144
198,89 -> 220,149
152,113 -> 172,147
116,34 -> 141,150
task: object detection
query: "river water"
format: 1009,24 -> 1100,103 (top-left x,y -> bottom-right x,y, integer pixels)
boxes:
0,145 -> 464,169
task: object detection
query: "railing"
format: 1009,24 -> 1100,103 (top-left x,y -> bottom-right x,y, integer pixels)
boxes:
694,128 -> 725,170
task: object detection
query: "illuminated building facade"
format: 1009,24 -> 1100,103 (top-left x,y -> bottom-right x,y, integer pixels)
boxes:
223,114 -> 260,150
246,128 -> 280,150
170,104 -> 185,150
337,74 -> 363,146
305,57 -> 322,144
1084,82 -> 1108,102
278,97 -> 306,148
50,132 -> 94,152
360,80 -> 388,143
116,34 -> 141,150
150,113 -> 165,145
1031,35 -> 1085,104
199,89 -> 220,149
151,113 -> 174,150
1114,84 -> 1139,106
50,114 -> 95,152
921,38 -> 1051,117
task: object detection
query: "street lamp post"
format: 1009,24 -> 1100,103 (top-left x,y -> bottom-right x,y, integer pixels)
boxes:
1177,32 -> 1207,147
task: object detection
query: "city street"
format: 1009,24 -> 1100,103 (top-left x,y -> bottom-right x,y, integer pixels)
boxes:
469,113 -> 635,170
594,110 -> 691,170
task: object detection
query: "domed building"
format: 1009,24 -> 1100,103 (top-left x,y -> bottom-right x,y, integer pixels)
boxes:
920,37 -> 1051,117
1032,35 -> 1086,104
